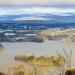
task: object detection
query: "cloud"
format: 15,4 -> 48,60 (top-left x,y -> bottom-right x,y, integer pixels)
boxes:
0,7 -> 75,16
0,0 -> 75,6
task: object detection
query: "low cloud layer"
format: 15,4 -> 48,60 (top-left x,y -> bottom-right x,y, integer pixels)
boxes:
0,7 -> 75,16
0,0 -> 75,6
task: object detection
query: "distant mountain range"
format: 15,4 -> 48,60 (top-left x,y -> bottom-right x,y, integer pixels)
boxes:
0,13 -> 75,23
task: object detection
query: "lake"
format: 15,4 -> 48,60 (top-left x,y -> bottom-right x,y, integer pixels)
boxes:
0,40 -> 75,71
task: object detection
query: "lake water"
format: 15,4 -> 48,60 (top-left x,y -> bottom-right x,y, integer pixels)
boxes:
0,40 -> 75,71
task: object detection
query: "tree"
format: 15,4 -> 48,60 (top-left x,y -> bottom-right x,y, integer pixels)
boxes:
53,38 -> 73,75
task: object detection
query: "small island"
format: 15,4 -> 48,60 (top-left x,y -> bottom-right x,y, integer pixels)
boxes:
15,55 -> 65,67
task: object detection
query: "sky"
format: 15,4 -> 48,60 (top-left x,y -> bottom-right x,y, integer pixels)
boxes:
0,0 -> 75,21
0,0 -> 75,7
0,7 -> 75,15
